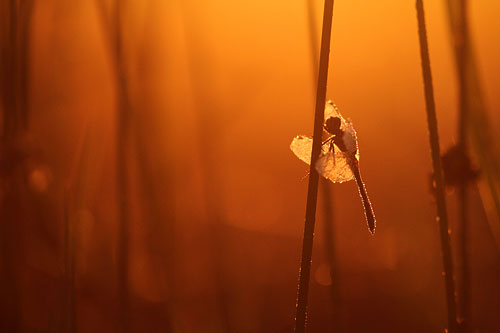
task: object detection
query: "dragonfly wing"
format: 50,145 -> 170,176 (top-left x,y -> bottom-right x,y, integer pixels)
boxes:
343,120 -> 359,160
290,135 -> 313,165
290,135 -> 330,165
325,100 -> 341,121
315,150 -> 355,183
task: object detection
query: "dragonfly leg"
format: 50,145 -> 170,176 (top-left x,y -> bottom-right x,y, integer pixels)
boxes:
321,135 -> 333,145
321,136 -> 334,147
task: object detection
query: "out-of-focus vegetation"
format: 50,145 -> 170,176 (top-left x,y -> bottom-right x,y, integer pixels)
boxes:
0,1 -> 499,332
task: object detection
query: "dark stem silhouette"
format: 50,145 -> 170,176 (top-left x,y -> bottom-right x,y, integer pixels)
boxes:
416,1 -> 458,331
0,1 -> 34,330
94,1 -> 132,330
449,0 -> 471,327
295,0 -> 335,332
305,0 -> 341,329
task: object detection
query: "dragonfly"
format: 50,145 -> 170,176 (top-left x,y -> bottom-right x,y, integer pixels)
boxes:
290,100 -> 376,234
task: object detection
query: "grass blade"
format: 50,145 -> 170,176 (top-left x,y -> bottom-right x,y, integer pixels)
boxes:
445,0 -> 500,327
295,0 -> 335,331
444,1 -> 500,253
94,1 -> 132,330
0,1 -> 34,329
416,1 -> 458,331
305,0 -> 341,329
444,0 -> 471,328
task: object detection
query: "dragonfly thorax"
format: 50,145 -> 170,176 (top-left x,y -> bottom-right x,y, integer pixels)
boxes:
324,116 -> 347,152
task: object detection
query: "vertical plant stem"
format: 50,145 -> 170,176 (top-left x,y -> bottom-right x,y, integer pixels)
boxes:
0,1 -> 33,329
306,0 -> 319,77
94,0 -> 132,329
19,0 -> 34,129
63,191 -> 76,332
446,0 -> 500,256
114,2 -> 131,330
457,184 -> 470,328
451,0 -> 471,326
415,1 -> 458,332
95,0 -> 133,329
133,121 -> 175,332
0,5 -> 21,329
454,0 -> 467,146
295,0 -> 334,332
305,0 -> 340,330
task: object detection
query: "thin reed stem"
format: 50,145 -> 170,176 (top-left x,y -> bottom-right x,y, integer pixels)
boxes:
449,0 -> 471,327
94,1 -> 132,330
295,0 -> 335,331
446,0 -> 500,255
133,120 -> 175,332
0,1 -> 34,329
306,0 -> 319,77
415,1 -> 458,331
63,191 -> 76,332
458,184 -> 470,328
305,0 -> 340,329
114,3 -> 131,330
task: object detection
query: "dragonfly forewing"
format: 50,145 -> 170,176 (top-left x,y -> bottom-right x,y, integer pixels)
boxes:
290,135 -> 330,165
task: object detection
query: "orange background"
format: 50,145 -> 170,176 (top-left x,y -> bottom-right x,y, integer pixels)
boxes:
2,0 -> 500,331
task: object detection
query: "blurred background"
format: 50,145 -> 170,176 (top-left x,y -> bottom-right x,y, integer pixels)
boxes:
1,0 -> 499,332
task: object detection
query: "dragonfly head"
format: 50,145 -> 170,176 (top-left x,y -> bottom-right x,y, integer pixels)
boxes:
324,116 -> 342,136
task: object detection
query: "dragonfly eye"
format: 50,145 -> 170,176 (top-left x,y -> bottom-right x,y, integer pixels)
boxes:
324,117 -> 341,135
